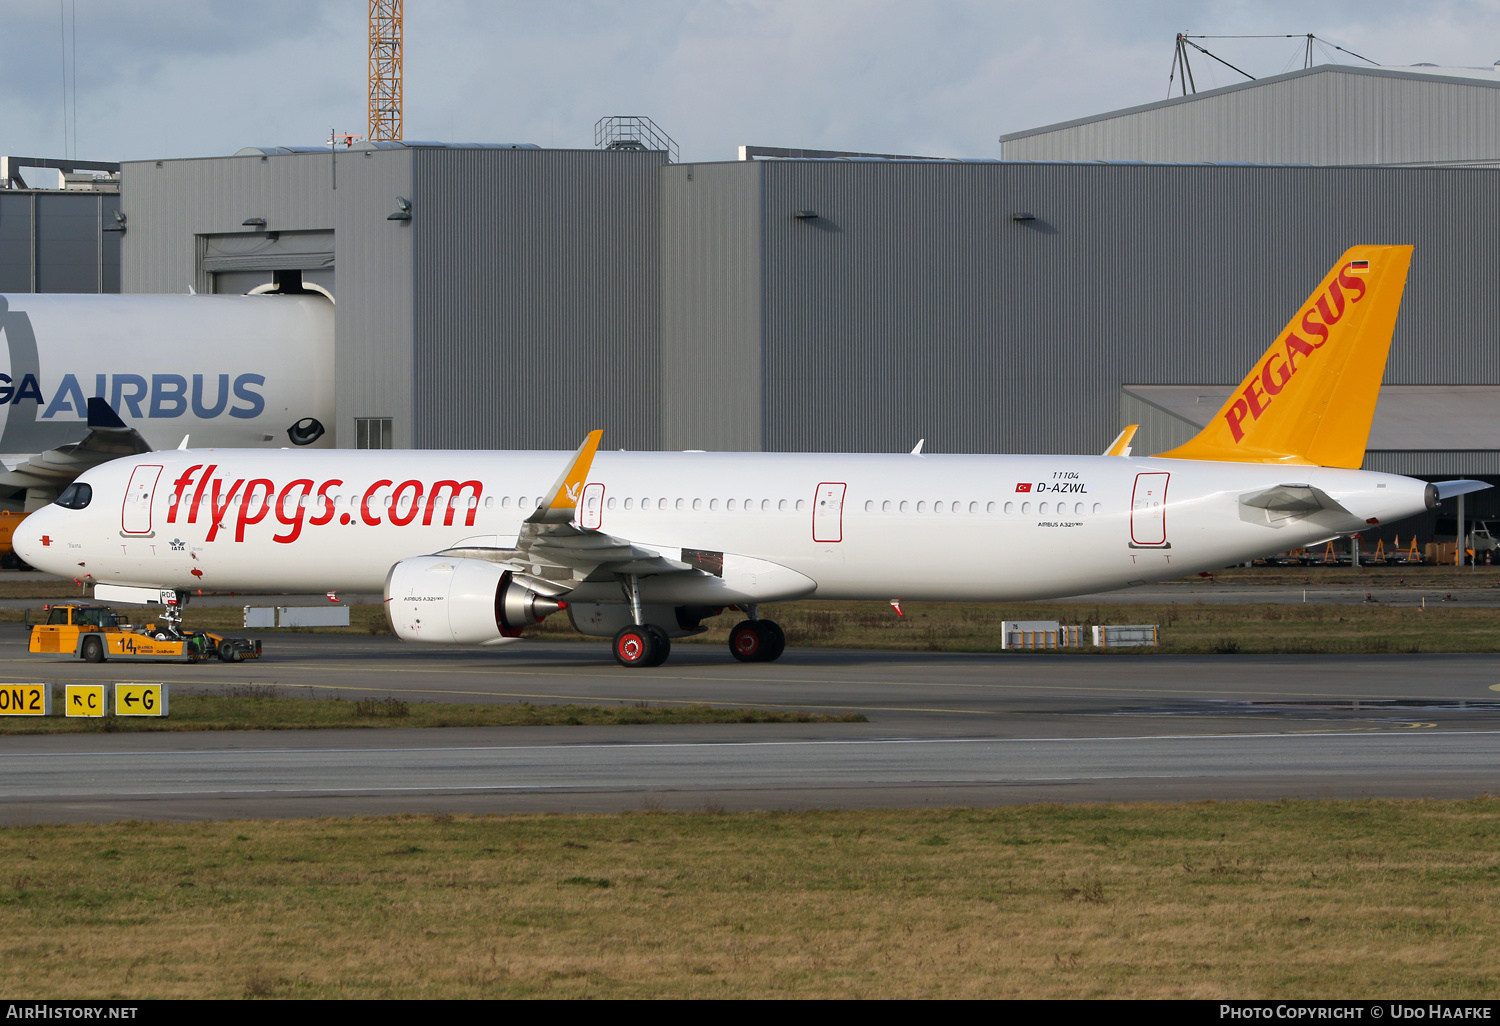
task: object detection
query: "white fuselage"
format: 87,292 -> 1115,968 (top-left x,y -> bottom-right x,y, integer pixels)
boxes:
14,448 -> 1430,600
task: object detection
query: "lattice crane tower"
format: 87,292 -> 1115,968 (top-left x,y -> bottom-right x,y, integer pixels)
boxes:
369,0 -> 403,141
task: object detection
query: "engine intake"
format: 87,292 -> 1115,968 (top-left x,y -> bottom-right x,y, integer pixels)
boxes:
385,556 -> 564,645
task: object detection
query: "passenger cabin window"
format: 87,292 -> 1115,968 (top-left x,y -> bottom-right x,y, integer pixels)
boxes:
55,483 -> 92,510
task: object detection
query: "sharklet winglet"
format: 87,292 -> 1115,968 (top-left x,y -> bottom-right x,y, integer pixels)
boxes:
526,430 -> 603,524
1104,425 -> 1139,457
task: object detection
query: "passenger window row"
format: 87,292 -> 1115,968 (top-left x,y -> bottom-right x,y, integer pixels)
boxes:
862,499 -> 1105,515
601,497 -> 809,512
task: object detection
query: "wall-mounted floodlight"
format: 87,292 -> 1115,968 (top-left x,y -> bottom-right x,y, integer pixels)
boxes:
242,217 -> 267,228
1011,212 -> 1036,222
792,210 -> 818,220
103,210 -> 127,234
387,196 -> 412,221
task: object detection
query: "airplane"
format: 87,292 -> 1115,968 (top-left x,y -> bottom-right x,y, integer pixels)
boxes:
12,245 -> 1486,668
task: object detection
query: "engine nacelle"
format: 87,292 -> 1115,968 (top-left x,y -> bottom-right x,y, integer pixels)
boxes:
384,556 -> 564,645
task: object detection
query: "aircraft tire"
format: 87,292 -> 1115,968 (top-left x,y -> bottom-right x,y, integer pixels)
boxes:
758,619 -> 786,662
612,625 -> 658,668
644,625 -> 672,667
729,620 -> 765,662
80,636 -> 104,664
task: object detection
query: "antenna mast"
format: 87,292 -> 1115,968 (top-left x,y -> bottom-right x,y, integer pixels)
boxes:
369,0 -> 403,141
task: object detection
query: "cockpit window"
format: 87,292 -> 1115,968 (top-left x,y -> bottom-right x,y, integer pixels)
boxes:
55,483 -> 92,510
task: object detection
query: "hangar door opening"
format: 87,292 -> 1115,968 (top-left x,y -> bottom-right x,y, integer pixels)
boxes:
199,230 -> 335,297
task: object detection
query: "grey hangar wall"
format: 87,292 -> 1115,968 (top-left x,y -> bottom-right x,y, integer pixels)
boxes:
119,148 -> 1500,475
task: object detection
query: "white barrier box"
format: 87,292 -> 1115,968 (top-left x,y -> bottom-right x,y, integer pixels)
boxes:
243,606 -> 350,628
1091,624 -> 1159,648
1001,621 -> 1085,650
244,606 -> 275,628
277,606 -> 350,628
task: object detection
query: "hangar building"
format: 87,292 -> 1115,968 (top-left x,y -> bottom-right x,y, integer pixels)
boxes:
107,63 -> 1500,543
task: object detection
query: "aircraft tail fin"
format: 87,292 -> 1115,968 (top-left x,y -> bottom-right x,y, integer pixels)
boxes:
1155,245 -> 1413,468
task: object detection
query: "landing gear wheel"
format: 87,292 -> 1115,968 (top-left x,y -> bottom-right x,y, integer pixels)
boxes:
757,619 -> 786,662
613,624 -> 660,668
80,636 -> 104,664
644,625 -> 671,667
730,620 -> 786,663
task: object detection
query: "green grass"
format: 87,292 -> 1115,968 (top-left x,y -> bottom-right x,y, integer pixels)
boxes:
0,686 -> 866,734
4,800 -> 1500,998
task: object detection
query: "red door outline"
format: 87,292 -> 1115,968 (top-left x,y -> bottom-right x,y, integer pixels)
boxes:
121,464 -> 164,536
1130,472 -> 1170,548
813,482 -> 846,543
579,483 -> 605,530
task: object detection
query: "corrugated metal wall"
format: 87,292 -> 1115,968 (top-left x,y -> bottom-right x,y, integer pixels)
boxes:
411,148 -> 665,451
659,161 -> 764,451
121,149 -> 413,447
1001,66 -> 1500,165
663,159 -> 1500,460
0,191 -> 120,293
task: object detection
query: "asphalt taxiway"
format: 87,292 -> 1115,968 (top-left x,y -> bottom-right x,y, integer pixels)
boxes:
1,633 -> 1499,822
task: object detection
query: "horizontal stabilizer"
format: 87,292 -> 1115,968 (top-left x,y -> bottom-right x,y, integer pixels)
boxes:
1239,483 -> 1364,532
1433,480 -> 1492,501
0,398 -> 151,499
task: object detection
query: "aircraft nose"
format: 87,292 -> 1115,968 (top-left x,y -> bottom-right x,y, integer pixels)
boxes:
12,510 -> 61,571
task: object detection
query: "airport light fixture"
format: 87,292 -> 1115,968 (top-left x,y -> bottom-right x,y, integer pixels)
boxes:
242,217 -> 267,229
387,196 -> 412,221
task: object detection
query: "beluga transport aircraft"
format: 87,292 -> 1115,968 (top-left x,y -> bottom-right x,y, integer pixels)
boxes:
14,245 -> 1486,668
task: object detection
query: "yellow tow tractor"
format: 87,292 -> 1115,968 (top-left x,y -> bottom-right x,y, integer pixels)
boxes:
27,603 -> 262,664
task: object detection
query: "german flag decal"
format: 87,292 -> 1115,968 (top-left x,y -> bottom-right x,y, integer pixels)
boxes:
1348,260 -> 1370,274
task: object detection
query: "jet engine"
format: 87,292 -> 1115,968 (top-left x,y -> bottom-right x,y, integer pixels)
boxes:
384,556 -> 565,645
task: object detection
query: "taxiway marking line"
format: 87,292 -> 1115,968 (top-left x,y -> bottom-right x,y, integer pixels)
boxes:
6,727 -> 1498,761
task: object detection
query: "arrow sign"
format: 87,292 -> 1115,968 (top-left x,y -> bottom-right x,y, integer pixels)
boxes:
114,684 -> 168,717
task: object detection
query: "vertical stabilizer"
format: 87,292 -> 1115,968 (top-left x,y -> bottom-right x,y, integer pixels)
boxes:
1156,245 -> 1413,468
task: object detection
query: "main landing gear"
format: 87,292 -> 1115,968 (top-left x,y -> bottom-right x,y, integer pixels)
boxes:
609,578 -> 785,669
728,616 -> 785,663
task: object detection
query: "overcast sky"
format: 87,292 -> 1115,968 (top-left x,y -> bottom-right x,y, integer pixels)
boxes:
4,1 -> 1500,164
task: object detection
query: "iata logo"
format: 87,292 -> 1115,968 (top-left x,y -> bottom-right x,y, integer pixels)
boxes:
1223,262 -> 1369,443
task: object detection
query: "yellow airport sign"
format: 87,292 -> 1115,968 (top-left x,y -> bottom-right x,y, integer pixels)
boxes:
0,683 -> 50,716
114,683 -> 168,717
65,684 -> 106,718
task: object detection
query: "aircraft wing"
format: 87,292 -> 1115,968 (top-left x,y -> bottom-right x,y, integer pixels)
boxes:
435,428 -> 693,579
0,398 -> 151,498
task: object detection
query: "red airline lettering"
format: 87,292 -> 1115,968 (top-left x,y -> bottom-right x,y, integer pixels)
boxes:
272,479 -> 315,544
424,480 -> 482,527
389,480 -> 423,527
167,465 -> 202,524
236,479 -> 275,542
307,479 -> 343,527
205,478 -> 242,542
1220,270 -> 1371,443
361,480 -> 393,527
188,463 -> 218,524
